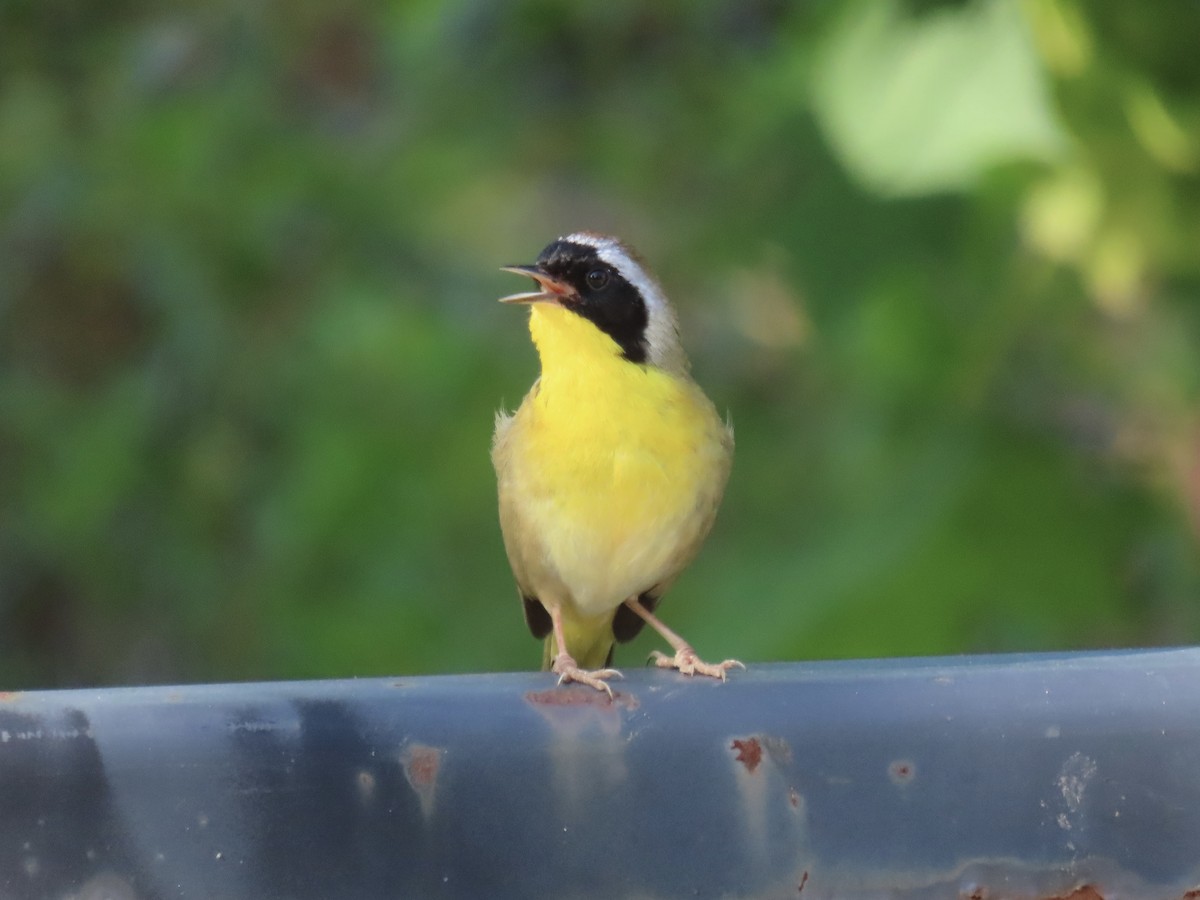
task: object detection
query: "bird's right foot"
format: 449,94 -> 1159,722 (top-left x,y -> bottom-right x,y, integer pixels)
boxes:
649,647 -> 744,681
551,653 -> 623,698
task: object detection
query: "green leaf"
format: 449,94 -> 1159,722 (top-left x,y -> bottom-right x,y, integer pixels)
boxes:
812,0 -> 1067,196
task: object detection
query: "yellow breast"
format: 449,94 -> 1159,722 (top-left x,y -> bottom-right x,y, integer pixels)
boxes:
494,304 -> 732,620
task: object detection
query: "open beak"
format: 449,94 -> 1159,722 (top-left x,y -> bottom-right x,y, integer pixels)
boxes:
498,265 -> 574,305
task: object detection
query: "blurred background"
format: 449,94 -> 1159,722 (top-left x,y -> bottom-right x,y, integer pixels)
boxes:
1,0 -> 1198,689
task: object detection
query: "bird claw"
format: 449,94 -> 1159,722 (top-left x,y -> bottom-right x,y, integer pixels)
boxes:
552,655 -> 623,697
649,648 -> 744,681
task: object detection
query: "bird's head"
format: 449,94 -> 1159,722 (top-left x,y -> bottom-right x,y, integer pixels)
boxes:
500,233 -> 685,372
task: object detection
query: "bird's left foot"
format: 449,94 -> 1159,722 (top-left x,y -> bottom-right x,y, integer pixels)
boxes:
649,647 -> 745,681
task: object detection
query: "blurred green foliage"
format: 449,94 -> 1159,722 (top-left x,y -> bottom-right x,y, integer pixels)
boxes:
1,0 -> 1198,688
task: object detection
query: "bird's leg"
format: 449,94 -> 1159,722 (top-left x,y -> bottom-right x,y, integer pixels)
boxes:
623,597 -> 745,681
548,606 -> 622,697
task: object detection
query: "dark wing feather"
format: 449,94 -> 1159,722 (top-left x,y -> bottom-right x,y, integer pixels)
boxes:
610,590 -> 661,644
522,594 -> 552,639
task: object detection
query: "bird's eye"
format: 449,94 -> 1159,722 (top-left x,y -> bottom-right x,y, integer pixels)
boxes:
585,269 -> 610,291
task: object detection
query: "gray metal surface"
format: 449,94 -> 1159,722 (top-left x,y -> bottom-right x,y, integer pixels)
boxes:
3,650 -> 1200,899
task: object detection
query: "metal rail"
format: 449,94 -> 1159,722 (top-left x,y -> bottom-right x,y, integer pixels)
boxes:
3,649 -> 1200,899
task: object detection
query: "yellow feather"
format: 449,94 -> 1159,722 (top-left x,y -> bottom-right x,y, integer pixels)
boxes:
493,303 -> 732,669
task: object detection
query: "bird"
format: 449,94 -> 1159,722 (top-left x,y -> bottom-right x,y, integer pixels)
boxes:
492,232 -> 741,695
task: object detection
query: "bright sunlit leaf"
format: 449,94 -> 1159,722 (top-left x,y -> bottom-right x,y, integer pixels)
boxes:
812,0 -> 1067,196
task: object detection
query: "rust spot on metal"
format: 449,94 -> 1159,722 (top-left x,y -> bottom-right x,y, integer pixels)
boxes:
405,745 -> 440,787
889,759 -> 916,785
731,737 -> 763,773
788,786 -> 801,808
1182,891 -> 1200,899
1048,887 -> 1104,900
959,883 -> 1128,900
727,732 -> 790,773
524,689 -> 637,711
0,692 -> 21,702
797,870 -> 809,893
402,743 -> 444,818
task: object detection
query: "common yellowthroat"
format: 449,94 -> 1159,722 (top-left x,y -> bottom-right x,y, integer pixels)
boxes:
493,233 -> 740,695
